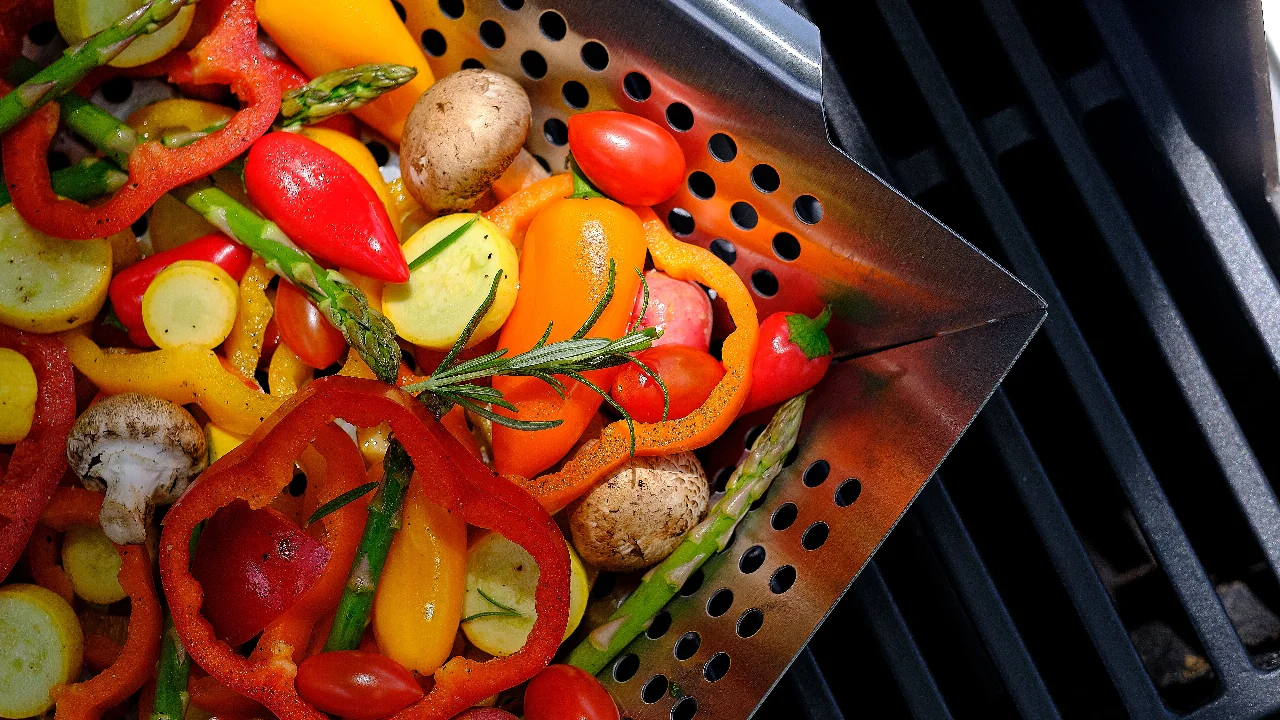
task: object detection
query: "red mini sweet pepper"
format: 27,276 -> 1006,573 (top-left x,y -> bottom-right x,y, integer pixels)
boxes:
0,327 -> 75,581
741,306 -> 833,415
108,233 -> 252,347
244,132 -> 408,283
1,0 -> 280,240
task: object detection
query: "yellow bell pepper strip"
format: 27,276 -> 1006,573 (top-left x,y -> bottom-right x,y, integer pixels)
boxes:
223,258 -> 274,379
372,473 -> 467,675
488,183 -> 648,478
61,330 -> 280,436
256,0 -> 435,143
268,342 -> 314,398
517,208 -> 760,512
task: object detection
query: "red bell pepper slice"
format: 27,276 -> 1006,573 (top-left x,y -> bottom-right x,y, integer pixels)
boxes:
244,132 -> 407,283
159,376 -> 570,720
108,233 -> 252,347
1,0 -> 279,240
0,327 -> 75,581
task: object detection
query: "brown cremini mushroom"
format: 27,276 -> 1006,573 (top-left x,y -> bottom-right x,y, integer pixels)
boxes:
66,393 -> 206,545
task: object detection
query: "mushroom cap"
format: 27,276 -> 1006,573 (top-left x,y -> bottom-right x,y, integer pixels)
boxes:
66,393 -> 207,545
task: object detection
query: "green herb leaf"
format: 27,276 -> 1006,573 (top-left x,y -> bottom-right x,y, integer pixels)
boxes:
570,259 -> 616,340
408,215 -> 479,271
462,587 -> 526,622
306,481 -> 379,527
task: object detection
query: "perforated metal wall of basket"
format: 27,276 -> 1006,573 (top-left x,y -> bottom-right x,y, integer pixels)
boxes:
28,2 -> 1047,717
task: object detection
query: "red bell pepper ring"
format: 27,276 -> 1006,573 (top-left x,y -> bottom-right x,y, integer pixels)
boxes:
159,376 -> 570,720
1,0 -> 279,240
108,233 -> 252,347
741,307 -> 834,415
244,132 -> 408,283
0,327 -> 75,581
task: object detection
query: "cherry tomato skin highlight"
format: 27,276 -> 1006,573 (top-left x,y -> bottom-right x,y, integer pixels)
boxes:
567,111 -> 685,206
611,345 -> 725,424
274,280 -> 347,370
295,650 -> 424,720
108,233 -> 251,347
523,664 -> 619,720
190,500 -> 331,646
244,132 -> 408,283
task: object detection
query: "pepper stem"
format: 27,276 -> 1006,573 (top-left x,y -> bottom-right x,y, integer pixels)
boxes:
785,306 -> 833,360
568,154 -> 604,200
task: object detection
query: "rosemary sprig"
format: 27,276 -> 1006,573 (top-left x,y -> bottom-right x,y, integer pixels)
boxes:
305,481 -> 379,527
401,260 -> 669,451
407,215 -> 478,270
461,587 -> 525,623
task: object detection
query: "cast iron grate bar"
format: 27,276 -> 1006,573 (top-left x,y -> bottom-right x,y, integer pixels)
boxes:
980,391 -> 1167,718
850,561 -> 956,720
914,478 -> 1062,718
781,648 -> 847,720
977,0 -> 1271,674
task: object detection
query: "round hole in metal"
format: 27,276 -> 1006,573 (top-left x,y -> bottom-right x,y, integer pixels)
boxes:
743,424 -> 765,449
770,565 -> 796,594
47,151 -> 70,172
131,214 -> 148,237
543,118 -> 568,146
679,568 -> 704,596
533,154 -> 551,173
581,41 -> 609,71
704,652 -> 730,682
803,460 -> 829,487
287,472 -> 307,497
751,163 -> 780,193
562,80 -> 589,109
520,50 -> 548,79
748,488 -> 769,512
28,21 -> 57,45
708,133 -> 737,162
498,0 -> 523,9
707,588 -> 733,617
391,0 -> 407,21
438,0 -> 463,19
674,631 -> 700,660
712,467 -> 733,493
460,58 -> 484,69
478,19 -> 505,48
771,502 -> 797,531
624,72 -> 651,101
421,29 -> 447,56
835,478 -> 862,507
802,522 -> 829,551
752,269 -> 779,298
647,610 -> 672,639
687,171 -> 716,199
667,207 -> 695,236
666,102 -> 694,132
794,194 -> 824,224
773,232 -> 801,261
730,201 -> 758,230
709,238 -> 736,265
101,77 -> 133,104
613,653 -> 640,682
737,609 -> 764,638
641,675 -> 668,704
739,545 -> 766,574
366,141 -> 391,167
671,696 -> 697,720
539,10 -> 567,40
783,445 -> 801,468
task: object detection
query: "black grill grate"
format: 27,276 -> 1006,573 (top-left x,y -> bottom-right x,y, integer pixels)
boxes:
753,0 -> 1280,718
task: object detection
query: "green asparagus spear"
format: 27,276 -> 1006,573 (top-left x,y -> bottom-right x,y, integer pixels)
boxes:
0,157 -> 128,206
176,183 -> 403,383
566,393 -> 809,674
150,523 -> 202,720
280,63 -> 418,128
0,0 -> 197,135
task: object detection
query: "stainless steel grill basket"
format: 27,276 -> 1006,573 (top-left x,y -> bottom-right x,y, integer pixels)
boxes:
36,1 -> 1047,717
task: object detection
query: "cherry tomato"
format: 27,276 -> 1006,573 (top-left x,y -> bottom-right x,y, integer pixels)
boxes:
191,500 -> 331,646
523,664 -> 619,720
295,650 -> 423,720
274,280 -> 347,369
452,710 -> 518,720
567,111 -> 685,206
610,346 -> 725,423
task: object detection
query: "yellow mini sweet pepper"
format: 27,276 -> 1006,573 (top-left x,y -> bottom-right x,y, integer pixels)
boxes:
256,0 -> 435,143
223,258 -> 274,379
